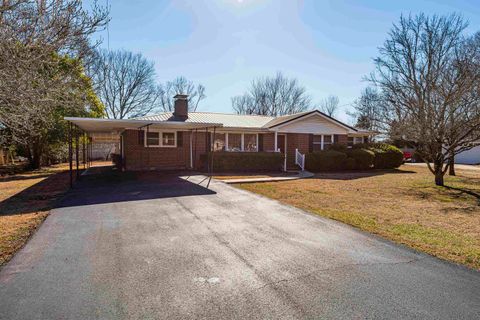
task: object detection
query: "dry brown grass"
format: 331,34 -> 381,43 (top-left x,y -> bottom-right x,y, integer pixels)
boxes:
237,165 -> 480,269
0,163 -> 74,266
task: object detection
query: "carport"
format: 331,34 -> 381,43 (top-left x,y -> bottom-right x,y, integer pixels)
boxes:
64,117 -> 223,188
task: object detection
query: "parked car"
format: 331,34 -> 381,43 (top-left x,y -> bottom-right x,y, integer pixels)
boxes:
402,150 -> 413,162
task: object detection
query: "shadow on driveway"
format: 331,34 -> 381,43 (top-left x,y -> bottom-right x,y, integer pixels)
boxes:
58,169 -> 216,208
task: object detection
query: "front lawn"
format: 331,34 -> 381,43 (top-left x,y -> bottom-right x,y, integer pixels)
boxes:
0,164 -> 73,266
236,165 -> 480,269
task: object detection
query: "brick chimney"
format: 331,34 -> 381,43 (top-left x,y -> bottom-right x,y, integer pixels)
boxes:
173,94 -> 188,121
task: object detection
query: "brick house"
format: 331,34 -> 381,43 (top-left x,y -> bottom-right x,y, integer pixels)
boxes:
66,94 -> 372,171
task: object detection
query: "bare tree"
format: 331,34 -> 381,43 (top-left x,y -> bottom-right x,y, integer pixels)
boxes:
369,14 -> 480,186
319,95 -> 339,117
232,72 -> 312,116
348,87 -> 386,132
158,76 -> 206,112
0,0 -> 108,168
91,49 -> 162,119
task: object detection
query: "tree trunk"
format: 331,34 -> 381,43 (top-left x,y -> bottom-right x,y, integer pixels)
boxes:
448,152 -> 455,176
434,162 -> 445,186
30,143 -> 42,169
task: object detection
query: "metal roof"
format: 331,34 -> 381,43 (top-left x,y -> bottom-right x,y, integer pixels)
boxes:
137,112 -> 275,129
64,117 -> 222,133
66,110 -> 373,135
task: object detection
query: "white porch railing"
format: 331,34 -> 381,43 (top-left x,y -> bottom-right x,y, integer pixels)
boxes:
295,148 -> 305,171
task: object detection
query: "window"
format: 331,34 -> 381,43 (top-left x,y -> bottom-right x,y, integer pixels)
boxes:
213,133 -> 226,151
145,131 -> 176,147
323,135 -> 333,149
244,134 -> 257,152
347,137 -> 354,148
354,136 -> 364,144
162,132 -> 175,146
146,132 -> 160,146
228,133 -> 242,151
313,134 -> 334,151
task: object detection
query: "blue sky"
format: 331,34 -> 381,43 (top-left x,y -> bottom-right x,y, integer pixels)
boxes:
90,0 -> 480,123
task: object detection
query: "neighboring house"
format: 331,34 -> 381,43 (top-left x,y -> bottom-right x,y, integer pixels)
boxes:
455,143 -> 480,165
89,132 -> 120,161
66,94 -> 372,171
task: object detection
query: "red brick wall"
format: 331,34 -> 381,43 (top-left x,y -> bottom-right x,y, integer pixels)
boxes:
337,134 -> 348,145
122,129 -> 209,171
285,133 -> 309,169
122,129 -> 350,171
262,133 -> 275,152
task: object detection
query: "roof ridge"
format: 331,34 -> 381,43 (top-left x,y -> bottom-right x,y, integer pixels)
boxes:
141,111 -> 276,118
189,111 -> 275,118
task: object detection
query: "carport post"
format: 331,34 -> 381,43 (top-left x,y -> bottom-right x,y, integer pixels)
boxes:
68,122 -> 73,188
87,136 -> 91,168
82,132 -> 86,169
193,129 -> 198,170
189,129 -> 193,169
75,126 -> 80,180
211,126 -> 216,176
89,137 -> 93,167
205,127 -> 209,173
86,135 -> 89,169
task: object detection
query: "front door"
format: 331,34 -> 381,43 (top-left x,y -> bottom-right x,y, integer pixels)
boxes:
277,134 -> 286,154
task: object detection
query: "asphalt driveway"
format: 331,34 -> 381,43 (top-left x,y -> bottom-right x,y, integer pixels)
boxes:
0,172 -> 479,319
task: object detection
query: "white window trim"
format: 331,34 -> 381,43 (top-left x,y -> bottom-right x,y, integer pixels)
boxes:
144,130 -> 177,148
312,134 -> 334,151
216,132 -> 259,152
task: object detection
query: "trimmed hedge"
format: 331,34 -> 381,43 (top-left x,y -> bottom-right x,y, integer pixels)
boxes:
306,143 -> 402,171
201,151 -> 284,172
346,148 -> 375,169
327,143 -> 348,153
343,157 -> 356,170
305,150 -> 347,172
369,144 -> 404,169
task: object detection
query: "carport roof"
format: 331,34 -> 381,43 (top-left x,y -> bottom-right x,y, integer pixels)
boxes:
64,117 -> 223,133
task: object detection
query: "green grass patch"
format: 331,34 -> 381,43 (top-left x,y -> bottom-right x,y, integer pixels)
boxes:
389,223 -> 480,267
311,208 -> 378,232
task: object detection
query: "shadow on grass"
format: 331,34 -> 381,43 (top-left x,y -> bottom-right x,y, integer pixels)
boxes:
0,170 -> 73,217
0,173 -> 53,183
0,162 -> 30,176
444,185 -> 480,204
313,168 -> 416,180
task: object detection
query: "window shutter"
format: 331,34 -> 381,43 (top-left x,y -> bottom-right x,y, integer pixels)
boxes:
177,131 -> 183,147
258,134 -> 264,151
138,130 -> 144,145
309,134 -> 313,153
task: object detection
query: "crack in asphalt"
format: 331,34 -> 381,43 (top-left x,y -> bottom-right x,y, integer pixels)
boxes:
250,256 -> 426,292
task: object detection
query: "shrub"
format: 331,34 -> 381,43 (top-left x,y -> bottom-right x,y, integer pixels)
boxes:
369,143 -> 403,169
327,143 -> 348,152
346,148 -> 375,169
343,157 -> 356,170
201,152 -> 284,172
305,150 -> 347,172
43,142 -> 68,165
